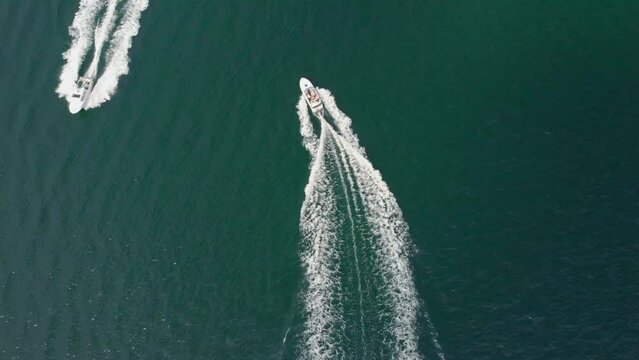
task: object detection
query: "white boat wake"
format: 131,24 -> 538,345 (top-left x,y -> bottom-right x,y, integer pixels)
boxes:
56,0 -> 148,111
297,89 -> 446,360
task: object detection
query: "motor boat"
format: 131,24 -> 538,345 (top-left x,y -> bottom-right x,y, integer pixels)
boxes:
299,77 -> 325,118
68,76 -> 94,114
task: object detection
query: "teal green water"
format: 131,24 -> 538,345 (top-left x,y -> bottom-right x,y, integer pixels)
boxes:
1,1 -> 639,359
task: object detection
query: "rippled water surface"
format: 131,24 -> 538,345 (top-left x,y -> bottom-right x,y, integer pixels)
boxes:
1,1 -> 638,359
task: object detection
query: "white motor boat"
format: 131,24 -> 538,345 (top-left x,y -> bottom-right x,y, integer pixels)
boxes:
299,77 -> 325,118
68,76 -> 94,114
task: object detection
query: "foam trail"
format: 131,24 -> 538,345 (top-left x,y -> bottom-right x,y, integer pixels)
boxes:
87,0 -> 149,108
56,0 -> 104,100
297,95 -> 319,156
328,119 -> 373,355
319,89 -> 364,155
299,118 -> 345,360
333,127 -> 422,359
298,88 -> 446,359
85,0 -> 119,80
325,120 -> 367,355
95,0 -> 120,51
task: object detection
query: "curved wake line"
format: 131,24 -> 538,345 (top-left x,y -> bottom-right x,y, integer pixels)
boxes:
424,312 -> 447,360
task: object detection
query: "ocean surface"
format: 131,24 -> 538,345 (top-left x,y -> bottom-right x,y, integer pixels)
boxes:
1,1 -> 638,359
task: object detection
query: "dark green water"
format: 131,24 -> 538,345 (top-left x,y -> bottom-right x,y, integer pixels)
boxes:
1,1 -> 638,359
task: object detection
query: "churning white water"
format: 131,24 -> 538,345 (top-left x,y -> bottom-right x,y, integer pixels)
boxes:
297,88 -> 445,360
56,0 -> 148,111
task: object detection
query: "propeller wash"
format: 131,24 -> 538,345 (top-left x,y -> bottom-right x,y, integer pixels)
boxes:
296,89 -> 445,360
56,0 -> 148,112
